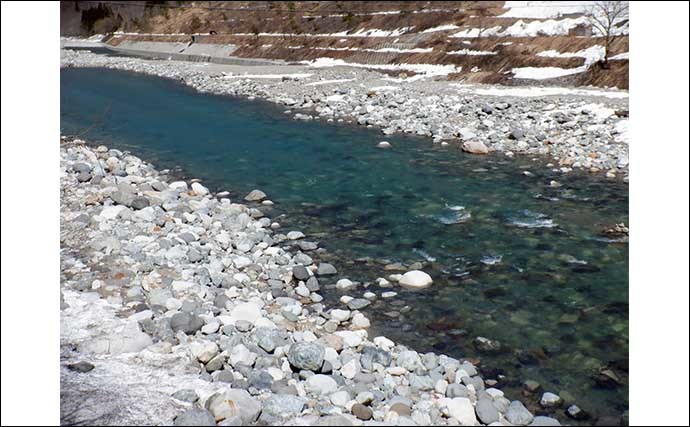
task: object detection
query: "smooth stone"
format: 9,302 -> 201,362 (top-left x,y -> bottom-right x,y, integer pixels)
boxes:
347,298 -> 371,310
190,182 -> 209,196
462,140 -> 489,154
446,383 -> 470,398
288,341 -> 325,372
398,270 -> 433,289
244,189 -> 266,201
329,390 -> 351,407
228,303 -> 262,325
170,312 -> 204,335
447,397 -> 477,425
389,402 -> 412,417
305,374 -> 338,395
505,401 -> 534,426
189,340 -> 219,363
540,392 -> 563,408
377,141 -> 392,148
67,361 -> 95,373
476,398 -> 500,424
530,416 -> 562,426
207,389 -> 260,424
262,394 -> 306,417
173,408 -> 216,426
352,403 -> 374,420
566,405 -> 590,420
316,263 -> 338,276
287,231 -> 305,240
292,265 -> 310,281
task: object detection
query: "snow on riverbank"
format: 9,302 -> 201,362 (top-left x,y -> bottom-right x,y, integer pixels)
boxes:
499,1 -> 596,19
450,83 -> 628,99
302,57 -> 459,80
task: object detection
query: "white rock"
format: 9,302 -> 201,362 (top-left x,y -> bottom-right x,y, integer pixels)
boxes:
287,230 -> 305,240
99,205 -> 127,220
267,367 -> 285,381
78,322 -> 152,355
169,181 -> 188,191
305,374 -> 338,395
230,343 -> 256,366
229,302 -> 262,325
171,280 -> 195,293
190,182 -> 209,196
295,283 -> 311,297
377,141 -> 392,148
339,295 -> 354,304
373,336 -> 395,351
447,397 -> 477,425
233,256 -> 253,269
331,309 -> 351,322
330,390 -> 351,407
335,330 -> 365,348
363,291 -> 377,300
340,360 -> 359,379
386,366 -> 407,376
189,340 -> 219,363
351,313 -> 370,329
462,140 -> 489,154
201,321 -> 220,334
336,279 -> 356,291
398,270 -> 433,289
540,392 -> 563,408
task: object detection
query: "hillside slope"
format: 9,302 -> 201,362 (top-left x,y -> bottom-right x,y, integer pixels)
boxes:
60,1 -> 629,88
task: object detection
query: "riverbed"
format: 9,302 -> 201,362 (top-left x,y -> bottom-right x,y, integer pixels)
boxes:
61,66 -> 628,421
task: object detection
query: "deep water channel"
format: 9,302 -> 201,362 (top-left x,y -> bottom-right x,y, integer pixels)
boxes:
61,67 -> 629,421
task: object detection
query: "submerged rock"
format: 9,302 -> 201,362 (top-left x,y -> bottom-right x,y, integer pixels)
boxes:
398,270 -> 433,289
462,140 -> 489,154
244,189 -> 266,201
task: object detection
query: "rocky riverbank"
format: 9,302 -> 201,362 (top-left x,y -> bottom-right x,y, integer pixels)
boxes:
60,48 -> 629,181
60,138 -> 576,426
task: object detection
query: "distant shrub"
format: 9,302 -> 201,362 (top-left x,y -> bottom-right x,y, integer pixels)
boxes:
190,15 -> 202,32
80,4 -> 113,33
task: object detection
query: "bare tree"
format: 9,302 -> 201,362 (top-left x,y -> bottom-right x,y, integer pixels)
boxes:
586,1 -> 629,67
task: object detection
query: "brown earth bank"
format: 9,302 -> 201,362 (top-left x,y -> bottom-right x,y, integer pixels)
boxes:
61,1 -> 628,89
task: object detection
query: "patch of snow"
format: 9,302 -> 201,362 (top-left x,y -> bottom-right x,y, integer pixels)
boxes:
303,57 -> 459,80
371,47 -> 433,53
450,83 -> 628,99
304,78 -> 356,86
451,17 -> 589,38
450,26 -> 503,38
537,45 -> 605,66
447,48 -> 497,56
422,24 -> 461,33
614,119 -> 629,144
499,1 -> 595,19
369,85 -> 401,91
222,73 -> 313,79
350,27 -> 415,37
610,52 -> 629,60
511,65 -> 586,79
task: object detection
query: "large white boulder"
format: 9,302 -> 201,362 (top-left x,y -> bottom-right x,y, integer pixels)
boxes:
461,140 -> 489,154
398,270 -> 433,289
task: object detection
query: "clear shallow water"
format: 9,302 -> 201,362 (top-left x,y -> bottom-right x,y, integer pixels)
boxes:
61,68 -> 629,420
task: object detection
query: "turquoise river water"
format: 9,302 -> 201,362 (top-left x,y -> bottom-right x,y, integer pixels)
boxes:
61,67 -> 629,422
